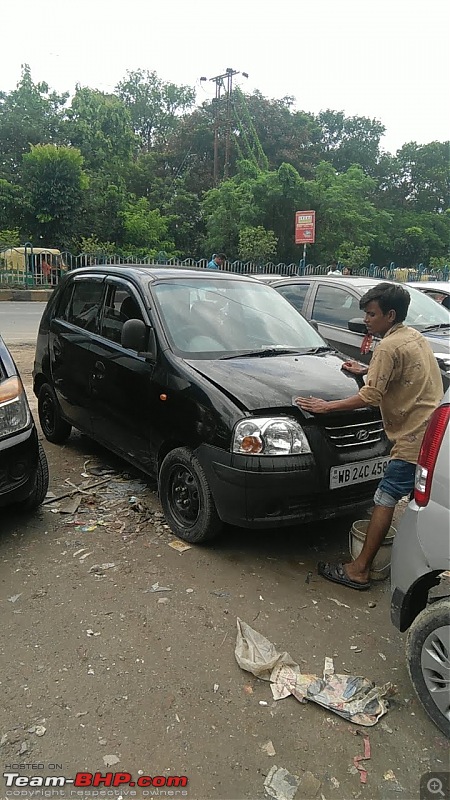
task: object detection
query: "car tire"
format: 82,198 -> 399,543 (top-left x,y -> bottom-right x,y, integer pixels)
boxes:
406,598 -> 450,738
22,444 -> 50,510
159,447 -> 223,543
38,383 -> 72,443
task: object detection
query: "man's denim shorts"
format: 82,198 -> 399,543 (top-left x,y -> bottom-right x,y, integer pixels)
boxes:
373,459 -> 416,508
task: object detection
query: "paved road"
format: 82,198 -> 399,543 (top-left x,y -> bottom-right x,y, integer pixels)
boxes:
0,301 -> 45,344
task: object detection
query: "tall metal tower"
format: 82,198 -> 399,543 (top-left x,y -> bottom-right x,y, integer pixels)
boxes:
200,68 -> 248,185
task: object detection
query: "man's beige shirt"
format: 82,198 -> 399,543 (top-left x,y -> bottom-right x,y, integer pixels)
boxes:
359,324 -> 443,462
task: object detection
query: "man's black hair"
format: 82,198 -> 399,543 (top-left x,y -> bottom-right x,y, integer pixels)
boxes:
359,282 -> 410,323
216,252 -> 226,260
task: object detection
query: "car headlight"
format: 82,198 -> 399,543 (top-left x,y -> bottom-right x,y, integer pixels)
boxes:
0,377 -> 31,438
434,353 -> 450,373
232,416 -> 311,456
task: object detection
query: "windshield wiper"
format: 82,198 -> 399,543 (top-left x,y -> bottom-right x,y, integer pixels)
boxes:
419,323 -> 450,333
302,346 -> 333,354
221,347 -> 303,360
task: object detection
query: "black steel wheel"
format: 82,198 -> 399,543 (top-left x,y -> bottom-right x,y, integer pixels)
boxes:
159,447 -> 222,543
38,383 -> 71,444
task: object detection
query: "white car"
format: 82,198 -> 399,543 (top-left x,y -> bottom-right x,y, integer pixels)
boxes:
391,390 -> 450,737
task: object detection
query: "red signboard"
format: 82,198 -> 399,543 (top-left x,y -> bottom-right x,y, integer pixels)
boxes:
295,210 -> 316,244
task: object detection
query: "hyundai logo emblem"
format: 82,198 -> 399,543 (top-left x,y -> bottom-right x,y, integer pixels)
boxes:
355,429 -> 370,442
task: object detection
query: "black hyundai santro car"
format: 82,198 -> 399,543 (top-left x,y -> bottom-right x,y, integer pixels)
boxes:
1,335 -> 49,511
33,267 -> 391,543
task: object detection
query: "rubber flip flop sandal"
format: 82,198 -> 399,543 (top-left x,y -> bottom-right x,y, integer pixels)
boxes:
318,561 -> 371,591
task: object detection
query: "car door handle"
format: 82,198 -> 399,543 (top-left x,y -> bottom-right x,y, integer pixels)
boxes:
53,340 -> 62,356
93,361 -> 105,380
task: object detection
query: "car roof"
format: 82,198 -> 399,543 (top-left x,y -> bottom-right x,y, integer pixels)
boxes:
255,274 -> 386,289
406,281 -> 450,292
66,265 -> 261,284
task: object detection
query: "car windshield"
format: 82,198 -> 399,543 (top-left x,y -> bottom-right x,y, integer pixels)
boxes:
151,278 -> 327,357
365,283 -> 450,331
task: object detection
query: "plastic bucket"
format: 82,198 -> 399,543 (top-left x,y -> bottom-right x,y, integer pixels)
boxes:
349,519 -> 396,581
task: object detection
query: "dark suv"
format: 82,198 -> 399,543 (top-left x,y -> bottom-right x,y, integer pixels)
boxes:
1,335 -> 49,511
33,267 -> 391,543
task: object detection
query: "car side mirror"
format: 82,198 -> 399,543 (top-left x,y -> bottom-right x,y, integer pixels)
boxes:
348,317 -> 367,334
121,319 -> 157,360
310,319 -> 319,331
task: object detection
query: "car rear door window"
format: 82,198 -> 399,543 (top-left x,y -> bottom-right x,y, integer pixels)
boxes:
65,280 -> 104,331
312,285 -> 361,327
276,283 -> 309,312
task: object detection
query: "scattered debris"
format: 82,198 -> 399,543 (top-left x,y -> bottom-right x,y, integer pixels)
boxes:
18,742 -> 28,755
8,594 -> 22,603
259,701 -> 268,706
235,618 -> 393,726
103,755 -> 120,767
210,590 -> 231,598
381,721 -> 393,734
43,477 -> 111,505
384,770 -> 396,781
264,765 -> 301,800
328,597 -> 350,609
353,730 -> 371,784
59,496 -> 82,515
76,524 -> 98,533
243,685 -> 253,695
168,539 -> 192,553
213,684 -> 219,693
368,601 -> 377,608
157,597 -> 170,605
296,772 -> 321,797
35,726 -> 46,737
144,583 -> 172,593
379,653 -> 387,661
305,571 -> 313,584
261,740 -> 276,756
331,777 -> 340,789
89,563 -> 116,574
86,629 -> 101,637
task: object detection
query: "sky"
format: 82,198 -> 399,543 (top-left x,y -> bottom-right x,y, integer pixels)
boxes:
3,0 -> 449,154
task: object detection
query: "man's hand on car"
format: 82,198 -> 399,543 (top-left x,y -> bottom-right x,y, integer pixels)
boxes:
341,360 -> 368,375
295,396 -> 331,414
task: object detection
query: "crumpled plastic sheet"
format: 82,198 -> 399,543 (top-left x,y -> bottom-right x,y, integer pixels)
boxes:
235,618 -> 393,727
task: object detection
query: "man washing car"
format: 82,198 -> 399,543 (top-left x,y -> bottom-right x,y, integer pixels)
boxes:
296,283 -> 443,590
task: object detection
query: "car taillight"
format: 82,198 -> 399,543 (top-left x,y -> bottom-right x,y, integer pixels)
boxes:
414,404 -> 450,507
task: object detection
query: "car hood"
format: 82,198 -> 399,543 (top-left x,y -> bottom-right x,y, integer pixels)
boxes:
421,330 -> 450,353
185,352 -> 362,413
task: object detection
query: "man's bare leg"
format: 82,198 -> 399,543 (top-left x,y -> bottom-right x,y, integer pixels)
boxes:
344,505 -> 395,584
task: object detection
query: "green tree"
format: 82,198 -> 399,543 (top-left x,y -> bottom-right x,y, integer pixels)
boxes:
0,228 -> 20,249
0,179 -> 26,231
117,69 -> 195,151
239,226 -> 278,263
336,242 -> 370,271
316,110 -> 385,175
0,64 -> 67,180
121,197 -> 175,255
22,144 -> 88,246
66,87 -> 136,172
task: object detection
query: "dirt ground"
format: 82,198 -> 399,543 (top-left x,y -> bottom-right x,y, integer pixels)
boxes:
1,345 -> 447,800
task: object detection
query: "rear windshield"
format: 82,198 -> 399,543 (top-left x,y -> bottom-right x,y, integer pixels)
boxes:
151,278 -> 326,357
